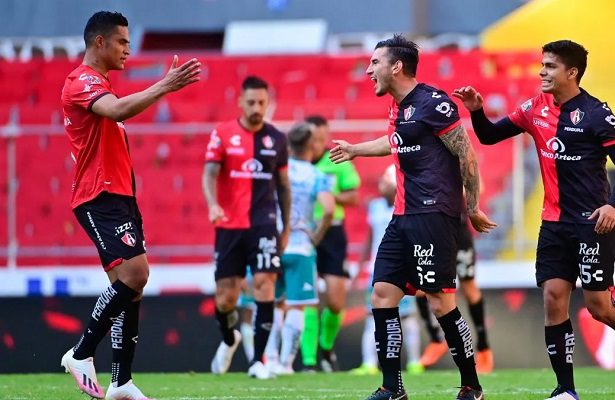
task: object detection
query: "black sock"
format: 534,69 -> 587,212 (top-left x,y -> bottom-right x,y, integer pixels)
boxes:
111,300 -> 140,387
438,307 -> 481,390
73,280 -> 139,360
469,297 -> 489,351
215,307 -> 239,346
545,319 -> 575,391
252,301 -> 274,364
417,295 -> 443,342
373,307 -> 404,394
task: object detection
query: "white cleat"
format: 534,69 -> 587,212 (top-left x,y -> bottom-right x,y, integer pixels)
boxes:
545,386 -> 580,400
105,379 -> 152,400
248,361 -> 275,379
210,330 -> 242,374
60,348 -> 105,399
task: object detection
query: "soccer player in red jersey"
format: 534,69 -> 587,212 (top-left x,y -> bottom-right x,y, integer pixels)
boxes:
454,40 -> 615,400
203,76 -> 291,379
330,34 -> 496,400
60,11 -> 200,400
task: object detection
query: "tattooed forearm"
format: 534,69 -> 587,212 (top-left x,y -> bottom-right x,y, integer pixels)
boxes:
439,124 -> 480,213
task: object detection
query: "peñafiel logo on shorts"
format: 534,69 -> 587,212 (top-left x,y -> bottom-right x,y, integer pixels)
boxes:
121,232 -> 137,247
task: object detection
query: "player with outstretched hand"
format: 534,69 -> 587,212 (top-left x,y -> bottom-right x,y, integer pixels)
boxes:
330,34 -> 496,400
60,10 -> 200,400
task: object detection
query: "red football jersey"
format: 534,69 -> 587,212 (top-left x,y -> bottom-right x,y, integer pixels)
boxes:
205,119 -> 288,229
62,65 -> 134,209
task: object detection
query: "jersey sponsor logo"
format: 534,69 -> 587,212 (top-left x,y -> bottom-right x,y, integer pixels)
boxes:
390,132 -> 403,146
540,137 -> 582,161
521,99 -> 532,112
260,149 -> 277,156
64,116 -> 72,126
114,222 -> 133,236
87,89 -> 103,100
540,106 -> 549,117
389,132 -> 421,154
533,118 -> 549,128
83,84 -> 92,93
262,135 -> 274,149
404,105 -> 415,120
563,126 -> 584,133
230,134 -> 241,146
435,101 -> 453,117
207,132 -> 221,150
546,137 -> 565,153
121,232 -> 136,247
230,158 -> 273,180
78,73 -> 101,85
570,108 -> 584,125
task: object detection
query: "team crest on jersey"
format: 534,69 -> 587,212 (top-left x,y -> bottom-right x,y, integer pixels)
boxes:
262,135 -> 274,149
404,106 -> 415,121
521,99 -> 532,112
121,232 -> 136,247
570,108 -> 584,125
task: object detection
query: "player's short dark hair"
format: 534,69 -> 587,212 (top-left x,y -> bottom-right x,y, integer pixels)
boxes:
375,34 -> 419,77
288,123 -> 313,153
305,115 -> 328,127
542,40 -> 588,84
242,76 -> 269,91
84,11 -> 128,48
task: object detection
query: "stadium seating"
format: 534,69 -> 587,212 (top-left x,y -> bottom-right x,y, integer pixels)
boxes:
0,51 -> 539,265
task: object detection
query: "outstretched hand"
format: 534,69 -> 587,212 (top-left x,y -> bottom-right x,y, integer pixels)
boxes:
468,209 -> 497,233
329,139 -> 355,164
589,204 -> 615,234
160,55 -> 201,93
452,86 -> 484,112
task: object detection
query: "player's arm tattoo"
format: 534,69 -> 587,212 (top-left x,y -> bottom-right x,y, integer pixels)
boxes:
276,169 -> 292,232
202,162 -> 221,207
439,124 -> 480,213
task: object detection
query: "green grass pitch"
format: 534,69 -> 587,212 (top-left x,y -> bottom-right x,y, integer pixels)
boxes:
0,367 -> 613,399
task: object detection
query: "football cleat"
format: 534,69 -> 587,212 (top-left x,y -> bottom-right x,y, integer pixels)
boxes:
320,349 -> 339,373
406,361 -> 425,375
105,380 -> 152,400
61,348 -> 105,399
545,385 -> 579,400
476,349 -> 494,374
248,361 -> 275,379
210,330 -> 242,374
364,387 -> 407,400
349,363 -> 379,375
419,341 -> 449,367
456,386 -> 484,400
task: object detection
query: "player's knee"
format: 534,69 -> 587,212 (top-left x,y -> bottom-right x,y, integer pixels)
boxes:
128,268 -> 149,291
586,301 -> 610,324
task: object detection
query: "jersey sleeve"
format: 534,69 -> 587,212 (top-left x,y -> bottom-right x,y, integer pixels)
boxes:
507,98 -> 534,132
425,91 -> 462,136
276,132 -> 289,170
205,129 -> 225,162
338,161 -> 361,191
591,102 -> 615,148
68,72 -> 111,111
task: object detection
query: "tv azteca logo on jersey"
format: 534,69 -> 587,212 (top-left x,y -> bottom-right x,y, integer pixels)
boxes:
389,132 -> 421,154
230,158 -> 273,180
539,137 -> 581,161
